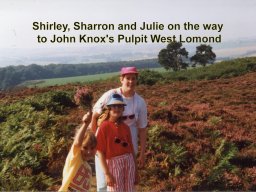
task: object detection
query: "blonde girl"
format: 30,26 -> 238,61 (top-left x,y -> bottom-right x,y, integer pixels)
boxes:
59,112 -> 97,192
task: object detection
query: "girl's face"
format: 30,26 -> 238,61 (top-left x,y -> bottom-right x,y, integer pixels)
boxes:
109,105 -> 124,120
120,74 -> 137,91
81,145 -> 96,161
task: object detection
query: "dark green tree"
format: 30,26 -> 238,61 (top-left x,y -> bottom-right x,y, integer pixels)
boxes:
158,42 -> 188,71
191,44 -> 216,67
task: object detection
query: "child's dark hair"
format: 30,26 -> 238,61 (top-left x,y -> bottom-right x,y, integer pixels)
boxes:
82,131 -> 97,149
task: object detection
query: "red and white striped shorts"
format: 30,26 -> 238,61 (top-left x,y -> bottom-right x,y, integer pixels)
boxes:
107,153 -> 135,192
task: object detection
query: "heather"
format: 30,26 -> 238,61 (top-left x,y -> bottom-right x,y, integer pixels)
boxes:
0,57 -> 256,190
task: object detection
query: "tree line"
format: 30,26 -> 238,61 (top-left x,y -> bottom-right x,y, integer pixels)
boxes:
0,59 -> 160,90
0,43 -> 216,90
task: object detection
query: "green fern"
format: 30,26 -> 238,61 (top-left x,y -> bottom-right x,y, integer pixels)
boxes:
208,139 -> 238,183
0,90 -> 75,190
167,143 -> 188,165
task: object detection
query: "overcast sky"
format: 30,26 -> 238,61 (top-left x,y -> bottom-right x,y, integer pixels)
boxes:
0,0 -> 255,49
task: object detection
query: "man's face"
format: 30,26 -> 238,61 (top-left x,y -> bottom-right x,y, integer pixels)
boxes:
120,74 -> 137,91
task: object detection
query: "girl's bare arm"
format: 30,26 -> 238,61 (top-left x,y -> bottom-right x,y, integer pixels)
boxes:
97,151 -> 115,186
73,111 -> 92,147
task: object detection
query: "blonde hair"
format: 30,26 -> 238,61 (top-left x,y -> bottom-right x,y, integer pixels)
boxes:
97,107 -> 110,127
82,131 -> 97,149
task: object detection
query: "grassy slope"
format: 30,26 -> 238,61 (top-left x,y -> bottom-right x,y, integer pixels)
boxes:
0,57 -> 256,191
162,57 -> 256,81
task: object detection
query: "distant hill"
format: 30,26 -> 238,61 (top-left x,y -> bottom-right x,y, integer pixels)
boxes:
1,38 -> 256,67
0,59 -> 160,90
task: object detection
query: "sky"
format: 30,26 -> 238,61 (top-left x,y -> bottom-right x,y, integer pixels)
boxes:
0,0 -> 255,66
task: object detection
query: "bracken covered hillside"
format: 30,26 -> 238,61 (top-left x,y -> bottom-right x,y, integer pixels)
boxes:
139,71 -> 256,190
0,60 -> 255,190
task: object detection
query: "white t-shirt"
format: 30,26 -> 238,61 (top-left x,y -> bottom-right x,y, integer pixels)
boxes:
93,87 -> 148,154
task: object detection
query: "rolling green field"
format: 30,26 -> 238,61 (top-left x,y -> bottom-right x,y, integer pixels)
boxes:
21,67 -> 166,87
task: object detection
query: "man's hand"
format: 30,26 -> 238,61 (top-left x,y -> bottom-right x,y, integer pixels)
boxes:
138,154 -> 145,168
134,169 -> 139,185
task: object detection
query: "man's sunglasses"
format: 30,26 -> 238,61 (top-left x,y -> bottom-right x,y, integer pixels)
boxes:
112,93 -> 122,99
122,114 -> 135,120
114,137 -> 129,147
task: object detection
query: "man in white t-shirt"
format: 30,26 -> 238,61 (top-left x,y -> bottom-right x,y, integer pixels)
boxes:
91,67 -> 148,191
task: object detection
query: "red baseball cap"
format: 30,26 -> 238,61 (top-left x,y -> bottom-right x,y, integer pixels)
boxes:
120,67 -> 139,75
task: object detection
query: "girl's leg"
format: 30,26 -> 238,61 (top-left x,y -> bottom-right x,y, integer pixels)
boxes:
95,154 -> 107,191
124,153 -> 135,192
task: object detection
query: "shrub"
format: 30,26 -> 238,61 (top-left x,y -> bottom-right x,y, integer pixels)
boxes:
208,116 -> 222,126
163,57 -> 256,82
27,91 -> 75,113
0,91 -> 76,190
150,109 -> 179,124
138,70 -> 163,86
246,63 -> 256,71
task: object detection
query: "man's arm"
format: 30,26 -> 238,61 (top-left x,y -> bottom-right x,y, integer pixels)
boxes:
137,97 -> 148,168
